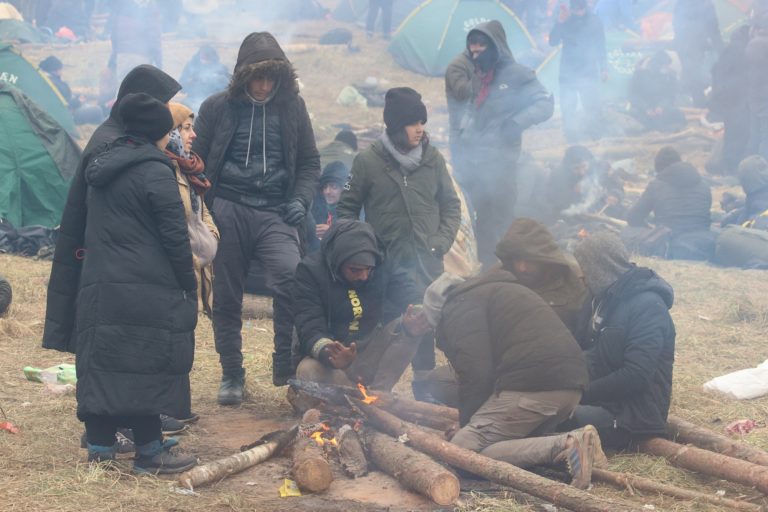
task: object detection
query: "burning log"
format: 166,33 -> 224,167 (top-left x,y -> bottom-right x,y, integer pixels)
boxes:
337,424 -> 368,478
667,415 -> 768,467
364,430 -> 460,506
639,437 -> 768,495
292,422 -> 334,492
593,468 -> 764,512
178,426 -> 296,490
356,400 -> 644,512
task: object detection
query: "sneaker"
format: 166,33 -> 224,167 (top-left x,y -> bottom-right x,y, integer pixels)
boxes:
133,440 -> 197,475
160,415 -> 189,435
561,426 -> 597,490
87,443 -> 116,463
81,429 -> 135,454
411,380 -> 443,405
218,368 -> 245,406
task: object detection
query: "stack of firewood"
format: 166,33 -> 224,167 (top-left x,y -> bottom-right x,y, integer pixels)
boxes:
177,381 -> 767,512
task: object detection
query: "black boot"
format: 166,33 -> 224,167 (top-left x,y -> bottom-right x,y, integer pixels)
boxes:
217,367 -> 245,406
272,353 -> 295,387
133,440 -> 197,475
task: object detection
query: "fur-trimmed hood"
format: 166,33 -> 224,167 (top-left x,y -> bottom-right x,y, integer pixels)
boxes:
228,32 -> 299,103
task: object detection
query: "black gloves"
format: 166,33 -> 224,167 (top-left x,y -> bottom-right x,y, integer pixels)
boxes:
282,198 -> 306,226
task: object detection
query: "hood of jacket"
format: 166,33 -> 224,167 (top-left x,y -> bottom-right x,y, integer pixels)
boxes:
600,266 -> 674,312
447,267 -> 520,300
85,136 -> 173,188
110,65 -> 181,121
465,20 -> 514,67
228,32 -> 298,104
495,218 -> 573,269
657,162 -> 702,188
321,220 -> 384,281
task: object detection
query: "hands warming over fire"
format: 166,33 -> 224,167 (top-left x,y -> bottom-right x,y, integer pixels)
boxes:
402,304 -> 432,338
324,341 -> 357,369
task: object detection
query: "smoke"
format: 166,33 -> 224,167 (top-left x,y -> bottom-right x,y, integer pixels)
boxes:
562,172 -> 606,216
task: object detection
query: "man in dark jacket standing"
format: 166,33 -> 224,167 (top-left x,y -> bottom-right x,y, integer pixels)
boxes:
425,268 -> 599,489
43,65 -> 182,356
192,32 -> 320,401
294,220 -> 428,391
625,146 -> 714,260
747,17 -> 768,161
549,0 -> 608,143
448,20 -> 554,266
566,232 -> 675,450
673,0 -> 723,107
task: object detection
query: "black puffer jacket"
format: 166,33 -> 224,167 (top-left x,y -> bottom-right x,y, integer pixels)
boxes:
549,10 -> 607,82
626,162 -> 712,233
192,32 -> 320,210
438,269 -> 589,426
580,267 -> 675,436
293,221 -> 420,362
43,65 -> 181,353
76,137 -> 197,418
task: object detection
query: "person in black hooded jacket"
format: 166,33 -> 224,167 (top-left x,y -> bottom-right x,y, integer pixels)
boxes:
625,146 -> 714,260
77,93 -> 197,474
564,232 -> 676,450
192,32 -> 320,399
43,65 -> 181,356
293,220 -> 428,391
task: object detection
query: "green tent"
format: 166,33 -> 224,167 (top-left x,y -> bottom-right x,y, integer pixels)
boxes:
388,0 -> 536,76
0,83 -> 81,228
0,44 -> 75,134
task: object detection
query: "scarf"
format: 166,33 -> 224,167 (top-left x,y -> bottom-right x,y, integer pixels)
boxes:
380,132 -> 423,173
475,68 -> 495,108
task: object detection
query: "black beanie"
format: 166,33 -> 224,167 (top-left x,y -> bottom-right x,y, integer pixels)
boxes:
119,93 -> 174,143
383,87 -> 427,135
39,55 -> 63,73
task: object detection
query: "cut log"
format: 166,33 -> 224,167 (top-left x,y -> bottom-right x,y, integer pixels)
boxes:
667,415 -> 768,467
365,429 -> 460,506
356,400 -> 644,512
338,424 -> 368,478
178,427 -> 296,490
292,426 -> 334,492
639,437 -> 768,495
593,468 -> 764,512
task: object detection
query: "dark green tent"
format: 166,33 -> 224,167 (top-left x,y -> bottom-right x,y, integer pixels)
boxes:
0,44 -> 75,133
388,0 -> 536,76
0,83 -> 80,228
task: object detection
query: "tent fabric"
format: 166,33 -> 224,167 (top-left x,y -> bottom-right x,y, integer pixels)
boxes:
0,3 -> 22,21
0,19 -> 46,43
0,44 -> 75,133
388,0 -> 536,77
0,83 -> 81,228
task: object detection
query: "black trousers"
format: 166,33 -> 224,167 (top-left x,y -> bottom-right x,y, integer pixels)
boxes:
366,0 -> 393,36
212,198 -> 300,374
559,405 -> 632,451
83,414 -> 161,447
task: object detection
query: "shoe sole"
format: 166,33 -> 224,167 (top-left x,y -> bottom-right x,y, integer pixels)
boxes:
217,397 -> 243,406
161,426 -> 189,436
177,414 -> 200,424
583,424 -> 609,468
133,459 -> 197,475
570,429 -> 595,490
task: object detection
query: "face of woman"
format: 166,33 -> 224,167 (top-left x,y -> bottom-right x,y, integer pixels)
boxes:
404,121 -> 425,149
179,120 -> 196,154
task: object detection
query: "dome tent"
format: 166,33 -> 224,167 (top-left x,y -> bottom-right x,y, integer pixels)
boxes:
388,0 -> 536,76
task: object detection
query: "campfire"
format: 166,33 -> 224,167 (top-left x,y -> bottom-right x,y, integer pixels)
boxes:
357,382 -> 379,404
309,423 -> 338,447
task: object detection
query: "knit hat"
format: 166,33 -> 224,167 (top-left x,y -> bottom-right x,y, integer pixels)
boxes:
39,55 -> 63,73
119,93 -> 174,143
422,273 -> 465,328
573,232 -> 633,296
738,155 -> 768,194
320,160 -> 349,188
335,129 -> 358,151
654,146 -> 682,173
383,87 -> 427,135
168,102 -> 194,129
343,251 -> 377,268
495,218 -> 571,269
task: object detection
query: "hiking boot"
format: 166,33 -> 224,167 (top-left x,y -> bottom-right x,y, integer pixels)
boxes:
218,368 -> 245,406
411,380 -> 443,405
584,424 -> 609,468
160,415 -> 189,435
133,439 -> 197,475
559,425 -> 598,490
272,356 -> 295,387
81,429 -> 135,454
87,443 -> 116,464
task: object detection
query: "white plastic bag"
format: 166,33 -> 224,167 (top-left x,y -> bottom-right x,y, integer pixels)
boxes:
703,360 -> 768,400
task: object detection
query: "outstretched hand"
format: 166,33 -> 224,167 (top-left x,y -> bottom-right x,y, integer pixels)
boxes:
326,341 -> 357,369
402,305 -> 432,338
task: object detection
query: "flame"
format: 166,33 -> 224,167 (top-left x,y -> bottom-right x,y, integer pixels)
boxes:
310,431 -> 325,446
357,383 -> 379,404
578,228 -> 589,239
310,424 -> 339,447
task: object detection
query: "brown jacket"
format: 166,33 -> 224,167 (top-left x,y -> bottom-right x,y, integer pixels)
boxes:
175,165 -> 219,315
437,269 -> 589,426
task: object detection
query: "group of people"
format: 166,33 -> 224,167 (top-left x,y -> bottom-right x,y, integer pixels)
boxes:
36,20 -> 681,491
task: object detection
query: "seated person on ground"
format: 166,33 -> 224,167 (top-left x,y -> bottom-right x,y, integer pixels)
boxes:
628,51 -> 687,133
422,268 -> 604,490
319,129 -> 358,171
624,146 -> 714,260
179,45 -> 230,112
293,220 -> 430,392
722,155 -> 768,229
310,160 -> 349,243
563,232 -> 675,451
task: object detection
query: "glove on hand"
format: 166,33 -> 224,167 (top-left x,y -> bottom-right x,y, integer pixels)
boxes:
282,199 -> 306,226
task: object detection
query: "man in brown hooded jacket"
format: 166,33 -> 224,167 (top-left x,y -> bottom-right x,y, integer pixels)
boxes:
193,32 -> 320,402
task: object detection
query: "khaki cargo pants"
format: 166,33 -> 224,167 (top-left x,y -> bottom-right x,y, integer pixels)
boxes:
452,389 -> 582,468
296,317 -> 419,392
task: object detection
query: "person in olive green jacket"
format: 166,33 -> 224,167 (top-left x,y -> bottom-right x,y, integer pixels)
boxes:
337,87 -> 461,399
